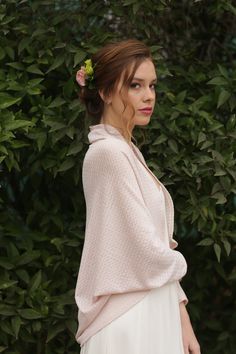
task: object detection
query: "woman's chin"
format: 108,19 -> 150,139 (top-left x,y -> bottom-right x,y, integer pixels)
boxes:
134,116 -> 151,126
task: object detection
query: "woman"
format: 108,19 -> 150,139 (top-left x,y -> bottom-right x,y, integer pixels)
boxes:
74,39 -> 201,354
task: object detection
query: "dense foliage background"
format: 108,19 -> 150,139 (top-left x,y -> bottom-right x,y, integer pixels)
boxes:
0,0 -> 235,353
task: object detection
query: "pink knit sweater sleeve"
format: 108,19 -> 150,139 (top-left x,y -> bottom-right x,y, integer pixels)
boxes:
78,141 -> 187,301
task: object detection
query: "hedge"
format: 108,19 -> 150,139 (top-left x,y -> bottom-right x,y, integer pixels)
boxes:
0,1 -> 235,353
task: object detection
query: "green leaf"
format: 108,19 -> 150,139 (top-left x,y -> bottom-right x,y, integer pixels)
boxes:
222,239 -> 231,256
18,37 -> 31,55
229,95 -> 236,112
32,320 -> 42,332
219,176 -> 231,191
176,90 -> 187,103
66,141 -> 83,156
36,132 -> 47,151
166,92 -> 175,103
11,140 -> 31,149
48,97 -> 66,108
42,158 -> 56,169
16,250 -> 40,266
5,46 -> 14,60
214,169 -> 226,177
73,50 -> 87,68
46,323 -> 65,343
224,2 -> 236,16
4,119 -> 34,131
200,140 -> 213,150
133,2 -> 141,15
211,192 -> 227,204
197,238 -> 214,246
208,122 -> 224,132
226,168 -> 236,181
1,321 -> 14,336
57,158 -> 75,172
0,280 -> 18,290
0,258 -> 14,270
153,134 -> 168,145
168,139 -> 179,153
26,64 -> 44,75
65,126 -> 75,139
0,47 -> 5,60
63,78 -> 74,98
218,331 -> 230,341
28,78 -> 44,87
0,145 -> 8,155
198,155 -> 213,164
211,182 -> 222,195
65,319 -> 77,334
228,270 -> 236,280
11,316 -> 21,339
47,121 -> 67,132
217,90 -> 231,108
0,304 -> 16,316
0,95 -> 21,109
29,270 -> 42,292
217,64 -> 229,79
1,15 -> 15,25
207,77 -> 228,85
123,0 -> 137,5
182,166 -> 192,177
27,87 -> 41,96
211,150 -> 224,163
197,132 -> 206,144
15,269 -> 30,284
18,309 -> 43,319
6,62 -> 24,70
31,28 -> 48,38
214,243 -> 221,262
46,56 -> 64,73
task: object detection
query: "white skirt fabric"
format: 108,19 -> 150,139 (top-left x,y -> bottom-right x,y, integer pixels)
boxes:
80,281 -> 184,354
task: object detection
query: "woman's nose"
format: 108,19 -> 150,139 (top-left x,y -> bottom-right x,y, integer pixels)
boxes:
143,87 -> 155,101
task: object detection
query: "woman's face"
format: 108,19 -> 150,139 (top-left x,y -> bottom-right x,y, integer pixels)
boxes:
106,59 -> 157,127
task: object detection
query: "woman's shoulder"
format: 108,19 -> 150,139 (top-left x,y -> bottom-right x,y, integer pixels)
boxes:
85,138 -> 131,161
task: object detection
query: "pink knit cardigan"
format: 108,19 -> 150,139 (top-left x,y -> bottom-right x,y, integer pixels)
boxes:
75,123 -> 188,347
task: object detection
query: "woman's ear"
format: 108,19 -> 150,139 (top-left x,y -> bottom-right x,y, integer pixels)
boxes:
99,90 -> 111,105
98,89 -> 105,102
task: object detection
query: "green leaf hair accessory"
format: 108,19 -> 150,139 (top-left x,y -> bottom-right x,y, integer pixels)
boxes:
84,59 -> 94,79
76,58 -> 95,89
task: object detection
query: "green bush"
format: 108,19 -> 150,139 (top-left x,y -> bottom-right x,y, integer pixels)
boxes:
0,1 -> 235,353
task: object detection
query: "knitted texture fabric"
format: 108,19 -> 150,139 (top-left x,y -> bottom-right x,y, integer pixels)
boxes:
75,124 -> 188,347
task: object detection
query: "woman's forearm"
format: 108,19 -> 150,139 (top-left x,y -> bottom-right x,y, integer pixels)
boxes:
179,301 -> 201,354
179,301 -> 191,326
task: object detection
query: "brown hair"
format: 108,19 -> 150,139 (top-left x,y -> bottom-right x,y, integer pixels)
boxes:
78,39 -> 153,144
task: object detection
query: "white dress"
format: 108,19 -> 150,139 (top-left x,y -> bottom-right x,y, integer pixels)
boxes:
80,147 -> 185,354
80,280 -> 184,354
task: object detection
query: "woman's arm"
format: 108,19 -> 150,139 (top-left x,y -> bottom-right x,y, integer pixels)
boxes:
179,302 -> 201,354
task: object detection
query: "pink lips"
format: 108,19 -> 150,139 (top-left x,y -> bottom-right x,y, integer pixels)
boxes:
138,107 -> 153,115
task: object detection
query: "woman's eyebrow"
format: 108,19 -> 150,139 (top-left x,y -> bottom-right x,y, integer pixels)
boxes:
132,77 -> 157,82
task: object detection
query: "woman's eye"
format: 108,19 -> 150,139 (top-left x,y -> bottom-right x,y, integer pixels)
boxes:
130,82 -> 140,89
150,83 -> 157,90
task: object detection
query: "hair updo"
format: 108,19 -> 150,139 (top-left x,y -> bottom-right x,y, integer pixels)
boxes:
78,38 -> 153,143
